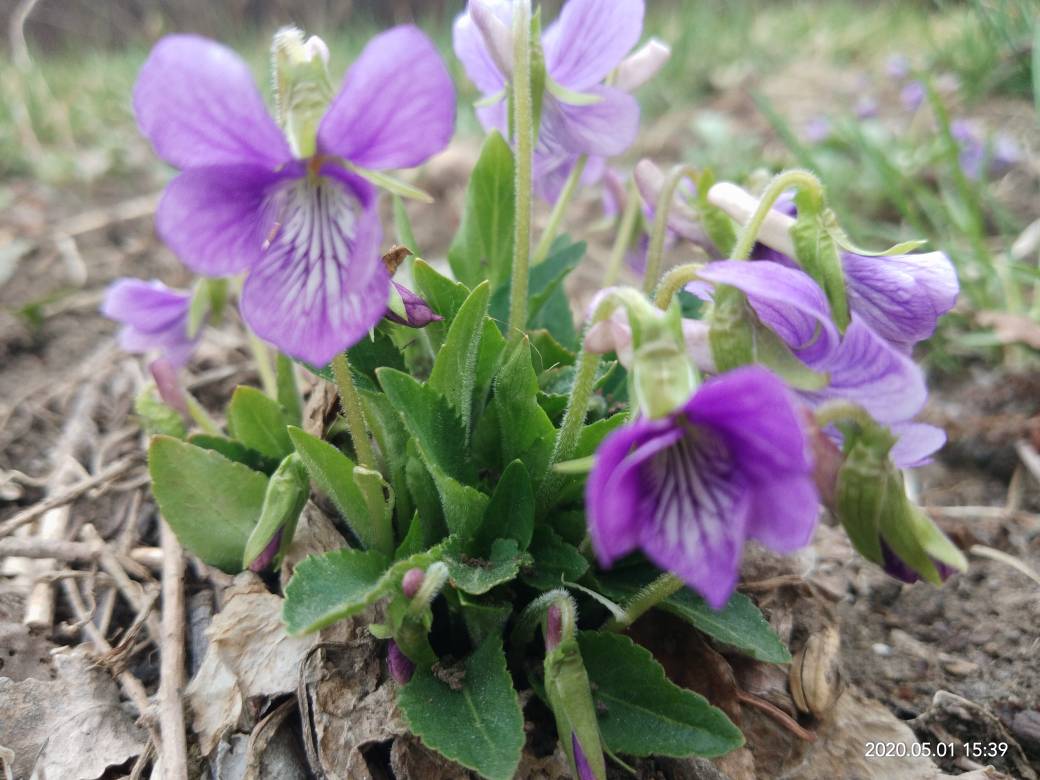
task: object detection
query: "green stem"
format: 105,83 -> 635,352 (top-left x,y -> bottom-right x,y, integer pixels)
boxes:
246,329 -> 278,398
184,394 -> 221,437
533,155 -> 587,265
331,353 -> 388,546
508,0 -> 534,340
729,169 -> 824,262
642,165 -> 700,294
653,262 -> 705,310
603,178 -> 641,286
539,345 -> 600,509
604,573 -> 684,631
813,400 -> 876,431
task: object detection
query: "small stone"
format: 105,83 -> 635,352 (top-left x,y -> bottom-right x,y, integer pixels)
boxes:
940,657 -> 978,676
872,643 -> 893,657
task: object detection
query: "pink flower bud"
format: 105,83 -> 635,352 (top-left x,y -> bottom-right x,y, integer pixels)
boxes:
402,567 -> 425,599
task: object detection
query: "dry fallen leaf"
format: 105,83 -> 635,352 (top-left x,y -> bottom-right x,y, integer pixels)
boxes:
0,646 -> 145,779
186,573 -> 317,755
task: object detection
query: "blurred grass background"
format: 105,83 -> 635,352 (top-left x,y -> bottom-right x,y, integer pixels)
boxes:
1,0 -> 1038,362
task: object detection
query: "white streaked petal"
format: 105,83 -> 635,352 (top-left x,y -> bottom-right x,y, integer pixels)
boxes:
241,176 -> 388,366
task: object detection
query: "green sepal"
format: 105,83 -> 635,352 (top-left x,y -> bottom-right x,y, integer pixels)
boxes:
696,169 -> 737,257
241,452 -> 309,570
790,194 -> 850,331
337,161 -> 433,203
544,638 -> 607,780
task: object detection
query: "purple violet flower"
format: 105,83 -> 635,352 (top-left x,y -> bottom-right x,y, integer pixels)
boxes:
454,0 -> 648,203
694,260 -> 929,426
803,116 -> 832,144
707,183 -> 959,351
133,28 -> 455,365
881,539 -> 955,584
586,365 -> 819,609
886,53 -> 910,81
900,80 -> 925,112
102,278 -> 199,367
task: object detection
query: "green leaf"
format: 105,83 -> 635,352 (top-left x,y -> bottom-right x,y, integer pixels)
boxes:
362,390 -> 414,533
429,281 -> 491,433
227,386 -> 292,460
471,460 -> 534,554
445,537 -> 527,595
187,434 -> 279,474
579,631 -> 744,758
348,328 -> 408,390
398,636 -> 524,780
287,426 -> 392,554
598,570 -> 791,664
522,526 -> 588,590
148,436 -> 268,572
488,238 -> 585,337
283,545 -> 444,634
492,339 -> 555,478
458,593 -> 512,645
393,194 -> 419,253
474,318 -> 508,408
378,369 -> 475,484
379,370 -> 488,538
447,131 -> 515,289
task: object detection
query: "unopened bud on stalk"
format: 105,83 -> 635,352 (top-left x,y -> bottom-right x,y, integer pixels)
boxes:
387,639 -> 415,684
401,567 -> 425,599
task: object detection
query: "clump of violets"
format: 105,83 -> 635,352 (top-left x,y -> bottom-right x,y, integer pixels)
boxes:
116,10 -> 969,778
133,26 -> 455,365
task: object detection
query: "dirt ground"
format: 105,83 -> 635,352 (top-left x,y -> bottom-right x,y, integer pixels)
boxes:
2,115 -> 1039,778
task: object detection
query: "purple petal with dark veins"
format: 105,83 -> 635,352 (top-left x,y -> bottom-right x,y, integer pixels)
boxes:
319,26 -> 456,171
133,35 -> 291,171
842,250 -> 958,347
155,164 -> 298,277
239,169 -> 389,365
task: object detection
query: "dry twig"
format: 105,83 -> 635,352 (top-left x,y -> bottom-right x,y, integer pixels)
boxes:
158,522 -> 189,780
0,455 -> 139,538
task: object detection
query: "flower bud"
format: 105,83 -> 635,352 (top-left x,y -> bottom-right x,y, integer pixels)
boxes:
386,282 -> 442,328
387,640 -> 415,684
401,567 -> 425,599
545,604 -> 563,651
572,734 -> 597,780
835,421 -> 966,585
242,453 -> 309,571
613,38 -> 671,93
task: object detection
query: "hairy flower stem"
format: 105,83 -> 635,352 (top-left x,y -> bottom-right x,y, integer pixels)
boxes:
533,155 -> 587,265
602,178 -> 641,286
604,572 -> 684,631
653,262 -> 705,309
246,329 -> 279,398
642,165 -> 700,294
183,394 -> 221,437
331,353 -> 387,541
813,399 -> 876,430
728,169 -> 824,262
539,345 -> 600,510
508,0 -> 535,340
